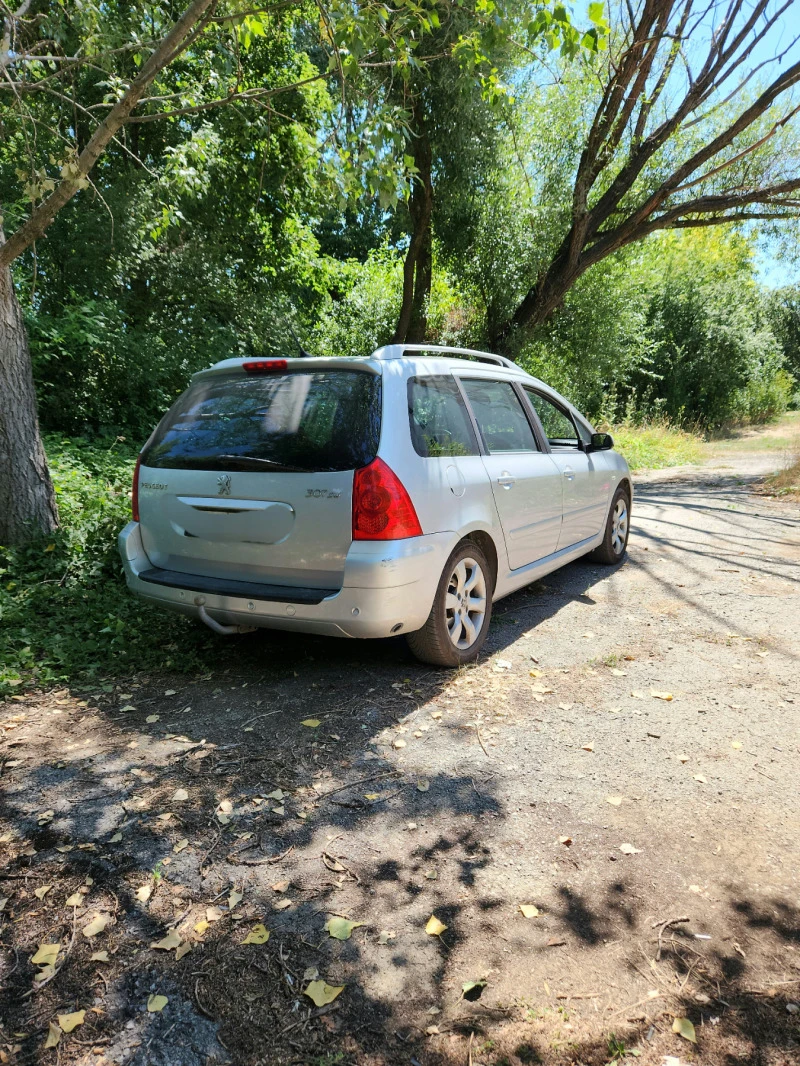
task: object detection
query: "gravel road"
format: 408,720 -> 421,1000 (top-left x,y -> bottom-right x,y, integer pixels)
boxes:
2,440 -> 799,1066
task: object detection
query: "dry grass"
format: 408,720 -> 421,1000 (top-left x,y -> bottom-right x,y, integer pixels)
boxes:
764,452 -> 800,498
606,419 -> 705,472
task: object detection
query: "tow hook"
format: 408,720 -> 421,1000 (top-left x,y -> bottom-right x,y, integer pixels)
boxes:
195,600 -> 257,636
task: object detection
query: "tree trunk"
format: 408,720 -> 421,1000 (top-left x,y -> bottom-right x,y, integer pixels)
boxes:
391,109 -> 433,344
0,255 -> 58,544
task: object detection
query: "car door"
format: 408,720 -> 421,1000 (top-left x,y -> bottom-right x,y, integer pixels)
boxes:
458,377 -> 563,568
521,387 -> 609,551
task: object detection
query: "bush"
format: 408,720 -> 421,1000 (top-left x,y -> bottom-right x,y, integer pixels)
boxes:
604,419 -> 705,472
0,437 -> 211,696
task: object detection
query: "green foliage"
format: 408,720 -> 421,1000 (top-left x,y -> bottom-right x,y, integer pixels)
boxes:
0,438 -> 211,696
628,231 -> 790,428
605,420 -> 704,472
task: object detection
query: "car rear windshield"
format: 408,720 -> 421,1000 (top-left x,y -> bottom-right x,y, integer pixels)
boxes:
141,369 -> 382,473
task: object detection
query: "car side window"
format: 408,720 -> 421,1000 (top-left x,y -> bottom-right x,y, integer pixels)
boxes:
524,389 -> 580,449
460,379 -> 539,453
408,375 -> 479,457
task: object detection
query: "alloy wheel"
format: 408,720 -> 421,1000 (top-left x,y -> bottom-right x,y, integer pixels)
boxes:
444,557 -> 487,650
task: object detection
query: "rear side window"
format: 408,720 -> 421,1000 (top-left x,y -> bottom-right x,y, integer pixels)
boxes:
523,388 -> 579,448
142,370 -> 381,473
408,375 -> 479,457
460,379 -> 539,453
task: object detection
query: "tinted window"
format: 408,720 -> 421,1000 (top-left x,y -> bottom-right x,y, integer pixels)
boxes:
408,376 -> 479,458
142,370 -> 381,473
524,389 -> 579,448
460,379 -> 538,453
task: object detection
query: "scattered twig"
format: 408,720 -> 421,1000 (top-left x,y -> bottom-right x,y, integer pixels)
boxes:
652,915 -> 690,961
475,724 -> 490,757
198,830 -> 224,876
233,844 -> 294,866
313,770 -> 400,801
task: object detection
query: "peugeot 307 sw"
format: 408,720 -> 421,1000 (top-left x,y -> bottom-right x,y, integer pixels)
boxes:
118,345 -> 631,667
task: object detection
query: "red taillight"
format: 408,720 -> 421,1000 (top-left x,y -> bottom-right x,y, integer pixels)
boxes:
352,458 -> 422,540
132,455 -> 141,522
243,359 -> 288,374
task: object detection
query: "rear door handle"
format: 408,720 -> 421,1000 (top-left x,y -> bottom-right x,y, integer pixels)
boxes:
497,473 -> 515,489
562,467 -> 575,481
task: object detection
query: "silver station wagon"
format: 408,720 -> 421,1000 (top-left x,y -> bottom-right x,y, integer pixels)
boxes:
119,346 -> 631,666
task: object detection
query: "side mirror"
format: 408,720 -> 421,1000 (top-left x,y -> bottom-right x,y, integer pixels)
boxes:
588,432 -> 613,452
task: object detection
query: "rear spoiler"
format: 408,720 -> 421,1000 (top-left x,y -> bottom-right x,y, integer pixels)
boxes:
193,357 -> 380,379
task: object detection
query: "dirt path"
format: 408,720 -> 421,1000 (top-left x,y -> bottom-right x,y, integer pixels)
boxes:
2,433 -> 799,1066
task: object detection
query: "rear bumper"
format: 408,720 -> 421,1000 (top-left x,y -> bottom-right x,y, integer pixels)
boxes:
118,522 -> 455,638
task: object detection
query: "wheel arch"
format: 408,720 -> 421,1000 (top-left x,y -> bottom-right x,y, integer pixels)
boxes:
461,529 -> 499,592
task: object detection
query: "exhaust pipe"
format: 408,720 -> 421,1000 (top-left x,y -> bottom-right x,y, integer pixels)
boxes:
196,601 -> 257,636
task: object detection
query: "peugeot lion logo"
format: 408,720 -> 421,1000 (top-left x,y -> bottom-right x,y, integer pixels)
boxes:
217,474 -> 232,496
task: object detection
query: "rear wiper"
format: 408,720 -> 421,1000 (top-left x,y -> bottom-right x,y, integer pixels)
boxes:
216,455 -> 309,473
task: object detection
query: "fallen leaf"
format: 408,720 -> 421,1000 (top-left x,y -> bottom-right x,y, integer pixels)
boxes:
582,743 -> 594,752
56,845 -> 74,853
547,937 -> 567,947
677,754 -> 690,763
44,1023 -> 61,1048
494,658 -> 512,670
82,914 -> 111,938
619,843 -> 642,855
430,711 -> 442,720
558,836 -> 573,847
271,881 -> 289,893
173,838 -> 189,853
650,690 -> 673,701
303,966 -> 320,981
272,805 -> 285,816
558,702 -> 574,711
206,906 -> 224,922
378,930 -> 396,944
243,924 -> 270,944
109,832 -> 123,843
606,796 -> 623,806
610,668 -> 627,676
193,920 -> 210,936
393,738 -> 406,749
273,898 -> 292,911
672,1017 -> 697,1043
145,714 -> 160,723
424,869 -> 438,880
519,904 -> 540,918
426,1025 -> 440,1036
301,719 -> 320,728
172,789 -> 189,802
218,799 -> 233,814
416,778 -> 430,792
425,915 -> 447,936
175,942 -> 192,961
693,774 -> 707,784
65,893 -> 83,907
304,980 -> 344,1006
731,741 -> 742,750
34,885 -> 52,900
90,951 -> 110,963
32,943 -> 60,967
147,994 -> 168,1013
136,885 -> 152,903
151,931 -> 182,951
364,793 -> 379,801
325,917 -> 365,941
228,890 -> 243,909
164,689 -> 177,696
57,1011 -> 85,1033
265,789 -> 285,801
462,979 -> 487,1000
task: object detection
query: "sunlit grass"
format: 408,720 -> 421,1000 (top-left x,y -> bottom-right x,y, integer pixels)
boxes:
606,420 -> 705,472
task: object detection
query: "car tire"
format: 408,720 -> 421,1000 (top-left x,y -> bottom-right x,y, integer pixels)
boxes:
406,541 -> 493,668
590,484 -> 631,565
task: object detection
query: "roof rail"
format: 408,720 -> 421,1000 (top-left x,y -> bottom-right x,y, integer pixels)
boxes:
371,343 -> 522,372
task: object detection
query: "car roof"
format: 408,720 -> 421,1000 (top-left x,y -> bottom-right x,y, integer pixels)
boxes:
197,348 -> 591,426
